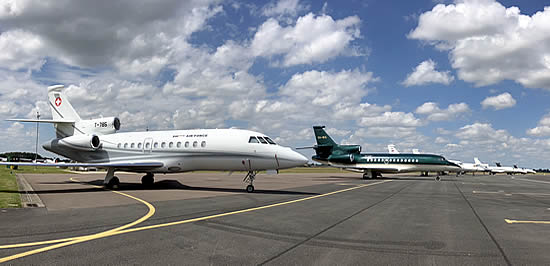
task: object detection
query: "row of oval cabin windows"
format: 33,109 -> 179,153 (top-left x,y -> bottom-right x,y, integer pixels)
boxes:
367,158 -> 419,163
117,141 -> 206,149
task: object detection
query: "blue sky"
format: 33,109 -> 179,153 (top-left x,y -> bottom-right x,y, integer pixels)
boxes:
1,0 -> 550,168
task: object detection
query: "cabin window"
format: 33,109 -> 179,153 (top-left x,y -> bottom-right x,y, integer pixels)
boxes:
185,141 -> 189,148
257,136 -> 268,144
201,141 -> 206,148
161,142 -> 166,148
249,136 -> 259,143
264,137 -> 276,145
193,141 -> 198,148
124,143 -> 128,149
137,143 -> 142,149
154,142 -> 158,148
145,143 -> 150,149
177,142 -> 181,148
169,142 -> 174,148
117,143 -> 121,148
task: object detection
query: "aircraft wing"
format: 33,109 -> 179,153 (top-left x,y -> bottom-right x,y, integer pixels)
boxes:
342,167 -> 401,173
0,161 -> 163,170
331,163 -> 403,173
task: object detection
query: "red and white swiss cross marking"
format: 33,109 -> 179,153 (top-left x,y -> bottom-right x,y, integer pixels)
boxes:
54,97 -> 62,107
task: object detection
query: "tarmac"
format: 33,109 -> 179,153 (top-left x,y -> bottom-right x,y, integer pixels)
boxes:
1,172 -> 549,265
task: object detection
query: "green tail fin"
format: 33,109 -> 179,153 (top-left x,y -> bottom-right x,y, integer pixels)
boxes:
313,126 -> 337,147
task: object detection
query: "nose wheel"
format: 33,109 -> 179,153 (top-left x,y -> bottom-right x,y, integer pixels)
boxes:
243,171 -> 257,193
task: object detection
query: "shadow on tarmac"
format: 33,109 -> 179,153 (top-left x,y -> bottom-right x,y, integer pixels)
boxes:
5,179 -> 318,196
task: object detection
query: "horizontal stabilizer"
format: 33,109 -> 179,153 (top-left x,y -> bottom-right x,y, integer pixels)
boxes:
6,119 -> 75,124
296,146 -> 316,150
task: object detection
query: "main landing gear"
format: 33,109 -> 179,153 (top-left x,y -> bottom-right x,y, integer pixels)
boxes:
363,170 -> 381,179
104,168 -> 120,189
243,171 -> 257,193
141,173 -> 154,186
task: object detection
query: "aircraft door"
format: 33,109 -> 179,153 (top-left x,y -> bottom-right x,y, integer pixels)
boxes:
143,138 -> 153,153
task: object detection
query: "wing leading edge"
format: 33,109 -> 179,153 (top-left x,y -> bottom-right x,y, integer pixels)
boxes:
0,161 -> 163,169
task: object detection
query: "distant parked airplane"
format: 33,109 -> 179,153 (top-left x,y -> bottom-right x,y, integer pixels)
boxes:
303,126 -> 460,181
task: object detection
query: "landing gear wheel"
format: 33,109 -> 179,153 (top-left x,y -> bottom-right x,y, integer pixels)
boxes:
107,176 -> 120,189
243,171 -> 257,193
435,176 -> 441,181
141,174 -> 154,186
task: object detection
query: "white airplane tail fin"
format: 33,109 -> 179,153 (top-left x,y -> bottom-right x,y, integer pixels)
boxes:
387,144 -> 399,154
474,157 -> 482,165
48,85 -> 81,122
7,85 -> 120,138
47,85 -> 84,137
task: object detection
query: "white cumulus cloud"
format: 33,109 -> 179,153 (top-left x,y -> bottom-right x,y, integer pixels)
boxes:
251,13 -> 362,66
481,92 -> 516,110
527,113 -> 550,137
402,59 -> 454,86
359,112 -> 422,127
262,0 -> 308,18
415,102 -> 470,121
408,0 -> 550,89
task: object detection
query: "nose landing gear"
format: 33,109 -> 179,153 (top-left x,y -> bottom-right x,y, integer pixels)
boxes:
243,171 -> 257,193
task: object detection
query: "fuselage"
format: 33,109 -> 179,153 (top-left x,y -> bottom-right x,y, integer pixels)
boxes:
313,153 -> 460,173
43,128 -> 308,173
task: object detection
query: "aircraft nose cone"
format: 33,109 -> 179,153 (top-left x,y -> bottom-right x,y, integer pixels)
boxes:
278,149 -> 309,168
293,151 -> 309,166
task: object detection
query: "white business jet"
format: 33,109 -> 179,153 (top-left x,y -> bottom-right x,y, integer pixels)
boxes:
449,157 -> 489,176
1,85 -> 308,192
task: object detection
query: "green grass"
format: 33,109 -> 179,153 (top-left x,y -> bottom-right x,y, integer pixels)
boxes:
0,167 -> 21,208
8,165 -> 71,174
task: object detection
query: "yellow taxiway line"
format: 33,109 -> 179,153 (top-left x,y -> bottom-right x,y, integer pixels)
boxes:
505,219 -> 550,225
0,178 -> 156,249
0,179 -> 391,263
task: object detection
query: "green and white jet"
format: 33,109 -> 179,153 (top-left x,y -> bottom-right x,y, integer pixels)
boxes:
307,126 -> 461,181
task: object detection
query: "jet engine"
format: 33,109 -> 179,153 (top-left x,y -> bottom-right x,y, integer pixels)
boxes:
58,134 -> 101,151
76,117 -> 121,135
339,145 -> 361,154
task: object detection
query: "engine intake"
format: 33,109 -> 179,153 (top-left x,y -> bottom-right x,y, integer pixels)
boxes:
75,117 -> 121,135
59,134 -> 101,151
339,145 -> 361,154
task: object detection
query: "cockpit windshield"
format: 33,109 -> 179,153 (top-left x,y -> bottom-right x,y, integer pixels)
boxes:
264,137 -> 276,145
257,136 -> 268,144
249,136 -> 277,145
